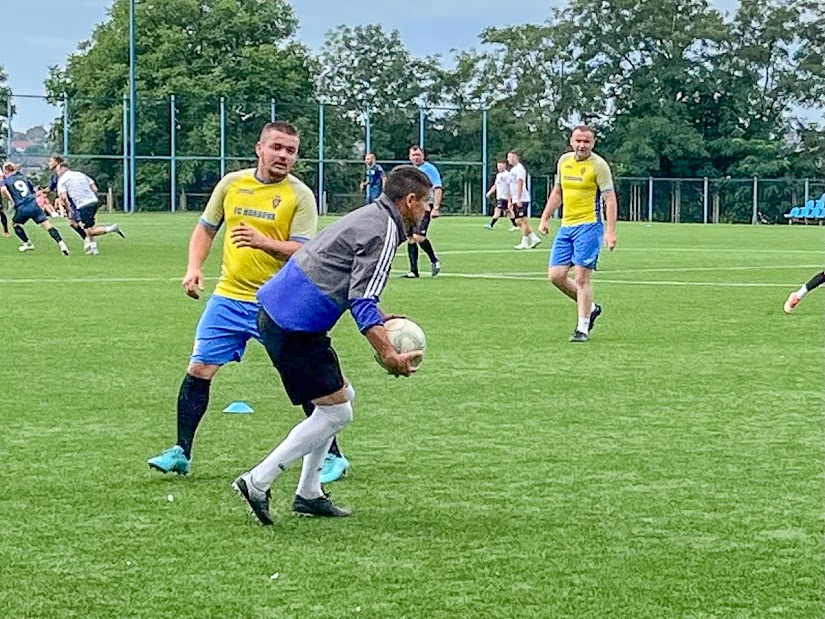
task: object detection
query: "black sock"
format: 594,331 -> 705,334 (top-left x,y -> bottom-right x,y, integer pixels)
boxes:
806,271 -> 825,292
301,401 -> 341,457
48,227 -> 63,244
13,225 -> 29,243
419,239 -> 438,263
408,243 -> 419,275
176,374 -> 211,459
0,211 -> 7,233
72,225 -> 87,240
510,217 -> 517,227
489,217 -> 498,227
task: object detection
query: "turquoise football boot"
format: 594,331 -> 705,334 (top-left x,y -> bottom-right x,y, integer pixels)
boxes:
319,454 -> 350,484
147,445 -> 191,475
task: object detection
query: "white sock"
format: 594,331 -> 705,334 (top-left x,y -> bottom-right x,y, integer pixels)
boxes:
529,232 -> 540,242
250,402 -> 353,490
105,224 -> 117,233
577,316 -> 591,333
591,302 -> 597,313
797,285 -> 809,299
296,437 -> 334,500
521,235 -> 529,245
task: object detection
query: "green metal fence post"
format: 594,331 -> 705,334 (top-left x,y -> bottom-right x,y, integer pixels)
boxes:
170,94 -> 177,212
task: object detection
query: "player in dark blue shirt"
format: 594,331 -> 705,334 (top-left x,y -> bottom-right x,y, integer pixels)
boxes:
360,153 -> 385,204
1,162 -> 69,255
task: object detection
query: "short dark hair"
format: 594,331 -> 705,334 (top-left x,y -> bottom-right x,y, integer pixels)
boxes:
260,121 -> 299,139
384,165 -> 432,202
50,155 -> 65,165
571,125 -> 596,138
408,145 -> 425,155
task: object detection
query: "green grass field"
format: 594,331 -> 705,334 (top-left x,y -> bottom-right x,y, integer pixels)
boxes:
1,214 -> 823,619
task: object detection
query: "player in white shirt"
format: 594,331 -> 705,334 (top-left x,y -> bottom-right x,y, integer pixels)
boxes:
48,155 -> 89,245
484,161 -> 518,230
508,152 -> 541,250
55,162 -> 125,255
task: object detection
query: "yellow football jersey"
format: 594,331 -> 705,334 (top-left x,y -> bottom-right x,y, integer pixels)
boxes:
555,152 -> 614,226
200,169 -> 318,302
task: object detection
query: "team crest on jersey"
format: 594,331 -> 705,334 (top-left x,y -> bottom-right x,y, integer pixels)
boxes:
272,195 -> 282,209
581,167 -> 587,176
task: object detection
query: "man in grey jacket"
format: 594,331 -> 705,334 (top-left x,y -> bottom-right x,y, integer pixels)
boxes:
233,165 -> 431,525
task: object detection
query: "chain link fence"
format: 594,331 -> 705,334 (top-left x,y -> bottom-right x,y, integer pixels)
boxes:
4,93 -> 823,223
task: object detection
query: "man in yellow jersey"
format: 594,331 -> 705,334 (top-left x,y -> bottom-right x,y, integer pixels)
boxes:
147,121 -> 322,475
539,125 -> 617,342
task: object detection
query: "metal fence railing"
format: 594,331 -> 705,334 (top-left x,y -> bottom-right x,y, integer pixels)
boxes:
3,93 -> 823,223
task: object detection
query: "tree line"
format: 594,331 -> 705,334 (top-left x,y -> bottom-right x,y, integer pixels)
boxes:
0,0 -> 822,214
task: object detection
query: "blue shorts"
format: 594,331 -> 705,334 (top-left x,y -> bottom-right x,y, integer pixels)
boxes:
549,222 -> 604,270
191,294 -> 262,365
13,202 -> 48,226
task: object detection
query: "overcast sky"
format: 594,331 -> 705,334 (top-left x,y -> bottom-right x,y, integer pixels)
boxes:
5,0 -> 815,131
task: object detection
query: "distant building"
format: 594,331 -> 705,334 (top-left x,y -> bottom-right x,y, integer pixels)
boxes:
26,126 -> 48,142
11,138 -> 31,152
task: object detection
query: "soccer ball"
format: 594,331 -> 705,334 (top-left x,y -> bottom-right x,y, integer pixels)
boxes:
376,318 -> 426,370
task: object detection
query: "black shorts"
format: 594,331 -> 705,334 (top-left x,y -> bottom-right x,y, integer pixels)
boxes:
257,308 -> 345,405
513,203 -> 529,219
13,202 -> 48,225
496,199 -> 509,212
411,208 -> 432,237
77,203 -> 99,229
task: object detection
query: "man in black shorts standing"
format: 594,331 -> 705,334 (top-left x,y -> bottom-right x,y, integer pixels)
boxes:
232,165 -> 430,525
403,145 -> 442,278
485,160 -> 515,229
509,151 -> 541,250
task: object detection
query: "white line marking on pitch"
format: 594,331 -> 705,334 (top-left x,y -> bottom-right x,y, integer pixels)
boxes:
426,265 -> 823,276
0,271 -> 804,289
397,271 -> 799,288
435,247 -> 824,256
0,276 -> 218,284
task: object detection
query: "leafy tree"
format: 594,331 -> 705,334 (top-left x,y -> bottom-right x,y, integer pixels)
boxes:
42,0 -> 825,216
0,64 -> 12,158
314,24 -> 442,211
45,0 -> 314,210
316,24 -> 440,159
796,1 -> 825,110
